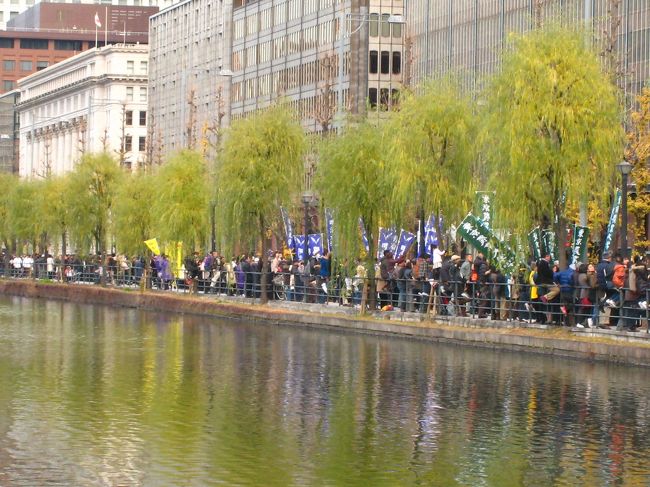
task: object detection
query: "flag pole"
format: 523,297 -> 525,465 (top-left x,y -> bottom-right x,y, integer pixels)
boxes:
104,6 -> 108,46
95,24 -> 98,48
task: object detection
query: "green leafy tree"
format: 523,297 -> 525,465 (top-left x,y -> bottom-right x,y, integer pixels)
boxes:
0,173 -> 18,251
9,179 -> 45,254
317,120 -> 395,312
39,175 -> 70,261
387,78 -> 477,252
114,170 -> 156,256
483,25 -> 623,266
152,150 -> 210,251
66,152 -> 123,258
218,104 -> 306,304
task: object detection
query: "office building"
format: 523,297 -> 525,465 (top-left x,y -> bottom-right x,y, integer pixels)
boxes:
406,0 -> 649,106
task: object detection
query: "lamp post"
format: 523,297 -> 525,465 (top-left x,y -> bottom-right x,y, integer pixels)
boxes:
617,160 -> 633,258
301,190 -> 315,303
336,12 -> 405,129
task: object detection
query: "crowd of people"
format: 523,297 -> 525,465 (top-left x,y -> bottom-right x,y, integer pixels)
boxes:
1,246 -> 648,332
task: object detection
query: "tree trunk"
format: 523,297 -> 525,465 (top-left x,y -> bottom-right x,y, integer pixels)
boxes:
259,215 -> 268,304
555,210 -> 568,270
60,231 -> 67,282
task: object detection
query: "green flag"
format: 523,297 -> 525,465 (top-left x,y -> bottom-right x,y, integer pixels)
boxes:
474,191 -> 495,230
603,189 -> 621,255
571,225 -> 590,265
458,213 -> 517,274
527,227 -> 542,261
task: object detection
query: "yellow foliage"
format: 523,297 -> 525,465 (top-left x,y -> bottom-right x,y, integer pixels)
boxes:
626,88 -> 650,252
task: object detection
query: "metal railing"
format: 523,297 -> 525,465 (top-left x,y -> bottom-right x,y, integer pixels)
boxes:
1,260 -> 647,332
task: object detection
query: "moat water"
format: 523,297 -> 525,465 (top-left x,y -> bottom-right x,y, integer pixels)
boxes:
0,296 -> 649,486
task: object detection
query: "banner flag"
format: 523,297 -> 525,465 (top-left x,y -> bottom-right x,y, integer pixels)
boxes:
308,234 -> 323,257
395,230 -> 416,259
377,227 -> 398,258
359,217 -> 369,252
474,191 -> 495,229
293,235 -> 306,261
571,225 -> 590,265
603,189 -> 621,255
280,207 -> 295,250
144,238 -> 160,256
527,227 -> 542,261
424,213 -> 438,247
457,214 -> 517,274
325,208 -> 334,253
542,229 -> 558,262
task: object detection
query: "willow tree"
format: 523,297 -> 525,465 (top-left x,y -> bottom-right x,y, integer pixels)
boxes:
0,173 -> 18,251
153,150 -> 209,251
113,170 -> 156,256
627,88 -> 650,251
9,179 -> 44,253
218,104 -> 306,304
388,78 -> 477,253
39,175 -> 70,259
483,25 -> 623,266
317,120 -> 395,312
66,152 -> 123,257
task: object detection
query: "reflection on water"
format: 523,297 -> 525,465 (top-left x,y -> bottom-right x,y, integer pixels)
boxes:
0,296 -> 649,486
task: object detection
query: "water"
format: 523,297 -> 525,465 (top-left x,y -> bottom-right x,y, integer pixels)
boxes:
0,296 -> 650,486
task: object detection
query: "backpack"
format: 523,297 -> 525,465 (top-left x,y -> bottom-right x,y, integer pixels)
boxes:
612,263 -> 626,288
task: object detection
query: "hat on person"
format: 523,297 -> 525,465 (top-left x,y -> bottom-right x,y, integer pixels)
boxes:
451,255 -> 461,261
603,251 -> 612,259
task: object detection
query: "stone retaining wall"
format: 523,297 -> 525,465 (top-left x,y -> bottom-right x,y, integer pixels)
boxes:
2,280 -> 650,367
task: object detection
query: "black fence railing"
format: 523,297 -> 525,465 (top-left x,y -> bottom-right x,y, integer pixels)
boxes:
1,261 -> 648,332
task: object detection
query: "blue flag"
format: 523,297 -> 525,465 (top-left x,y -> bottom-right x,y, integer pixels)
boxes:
325,208 -> 334,253
359,217 -> 369,252
425,213 -> 438,247
377,227 -> 398,258
308,234 -> 323,257
293,235 -> 306,261
280,207 -> 294,249
395,230 -> 416,259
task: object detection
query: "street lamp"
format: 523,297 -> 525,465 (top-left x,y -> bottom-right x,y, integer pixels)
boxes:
301,190 -> 315,303
336,11 -> 406,129
617,160 -> 633,258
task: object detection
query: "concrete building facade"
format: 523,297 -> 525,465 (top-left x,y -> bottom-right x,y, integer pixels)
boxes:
148,0 -> 232,156
405,0 -> 650,107
17,44 -> 149,177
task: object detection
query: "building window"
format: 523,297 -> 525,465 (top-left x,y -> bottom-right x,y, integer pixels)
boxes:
54,40 -> 82,51
2,80 -> 14,91
140,60 -> 147,73
20,39 -> 48,50
124,135 -> 132,152
139,111 -> 146,126
126,60 -> 134,74
380,51 -> 390,74
139,87 -> 147,102
368,87 -> 377,108
126,87 -> 134,101
369,50 -> 378,74
0,38 -> 13,49
125,110 -> 133,126
138,136 -> 146,152
380,88 -> 390,110
20,60 -> 32,72
3,60 -> 14,71
9,12 -> 18,20
369,13 -> 379,37
381,14 -> 390,37
392,21 -> 402,38
36,61 -> 48,71
392,51 -> 401,74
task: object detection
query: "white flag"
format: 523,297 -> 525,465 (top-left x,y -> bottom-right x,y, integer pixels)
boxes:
94,13 -> 102,28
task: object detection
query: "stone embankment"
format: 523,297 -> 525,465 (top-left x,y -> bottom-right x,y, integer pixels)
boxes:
3,279 -> 650,367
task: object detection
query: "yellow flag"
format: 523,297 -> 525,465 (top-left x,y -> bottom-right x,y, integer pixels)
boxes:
144,238 -> 161,256
175,242 -> 183,276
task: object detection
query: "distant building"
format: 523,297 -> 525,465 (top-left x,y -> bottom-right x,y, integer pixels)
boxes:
17,45 -> 149,177
0,3 -> 158,95
0,91 -> 19,173
0,0 -> 172,30
148,0 -> 233,155
406,0 -> 650,107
